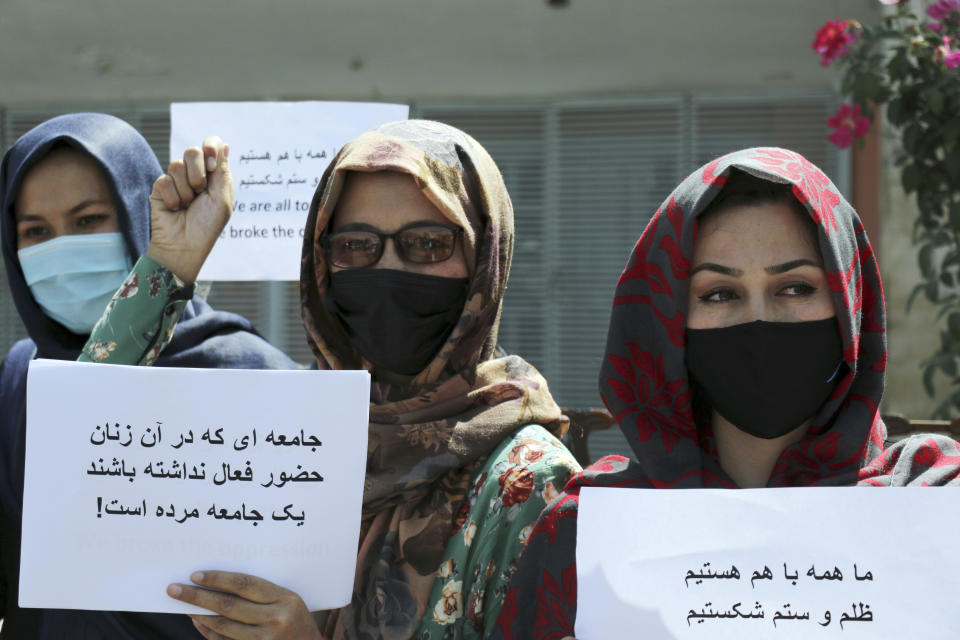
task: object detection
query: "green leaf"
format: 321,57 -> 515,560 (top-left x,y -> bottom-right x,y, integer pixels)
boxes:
933,230 -> 953,246
860,74 -> 880,102
907,281 -> 927,312
902,163 -> 923,193
920,243 -> 935,277
887,49 -> 912,82
947,148 -> 960,184
950,203 -> 960,230
886,97 -> 903,125
925,88 -> 945,115
949,312 -> 960,339
942,271 -> 955,287
903,126 -> 923,155
924,363 -> 937,397
944,356 -> 958,378
944,118 -> 960,152
937,300 -> 960,320
926,278 -> 940,303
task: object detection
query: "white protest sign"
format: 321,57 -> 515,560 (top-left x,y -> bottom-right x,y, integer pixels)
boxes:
576,486 -> 959,639
170,101 -> 409,281
20,359 -> 369,614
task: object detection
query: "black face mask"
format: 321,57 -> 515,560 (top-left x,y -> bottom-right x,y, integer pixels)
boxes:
685,317 -> 844,440
327,269 -> 469,376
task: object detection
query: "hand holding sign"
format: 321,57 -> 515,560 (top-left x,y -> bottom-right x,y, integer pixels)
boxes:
147,136 -> 233,284
21,361 -> 369,615
169,571 -> 322,640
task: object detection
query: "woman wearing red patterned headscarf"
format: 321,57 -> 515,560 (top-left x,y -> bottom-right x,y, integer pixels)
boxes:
492,147 -> 960,640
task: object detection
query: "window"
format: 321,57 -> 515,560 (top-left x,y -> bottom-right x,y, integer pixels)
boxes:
1,94 -> 842,460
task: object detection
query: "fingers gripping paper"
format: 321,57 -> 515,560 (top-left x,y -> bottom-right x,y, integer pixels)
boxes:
20,360 -> 369,614
576,486 -> 960,639
170,101 -> 409,281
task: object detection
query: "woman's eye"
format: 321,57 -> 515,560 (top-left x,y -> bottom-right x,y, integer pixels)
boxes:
343,239 -> 377,253
698,288 -> 737,304
412,237 -> 444,250
20,226 -> 49,240
780,283 -> 817,297
76,213 -> 109,229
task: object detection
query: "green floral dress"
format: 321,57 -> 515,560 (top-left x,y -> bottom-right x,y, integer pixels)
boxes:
80,256 -> 582,640
413,425 -> 578,639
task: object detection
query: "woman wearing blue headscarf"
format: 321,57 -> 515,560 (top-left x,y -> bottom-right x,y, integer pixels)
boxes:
0,113 -> 296,638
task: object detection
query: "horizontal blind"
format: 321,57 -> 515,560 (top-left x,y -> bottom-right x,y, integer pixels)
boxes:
413,105 -> 550,379
691,93 -> 841,187
553,99 -> 687,460
1,96 -> 842,463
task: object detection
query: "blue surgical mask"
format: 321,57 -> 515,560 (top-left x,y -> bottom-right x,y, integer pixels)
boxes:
17,232 -> 133,335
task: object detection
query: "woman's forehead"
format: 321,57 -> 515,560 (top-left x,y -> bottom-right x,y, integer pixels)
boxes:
331,170 -> 454,230
694,201 -> 821,266
15,148 -> 112,217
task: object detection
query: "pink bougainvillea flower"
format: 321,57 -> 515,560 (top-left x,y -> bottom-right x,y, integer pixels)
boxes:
812,19 -> 859,66
936,35 -> 960,68
926,21 -> 946,33
928,0 -> 960,20
827,103 -> 871,149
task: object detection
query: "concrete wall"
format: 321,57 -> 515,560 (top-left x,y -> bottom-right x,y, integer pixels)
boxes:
0,0 -> 878,104
880,127 -> 950,419
7,0 -> 941,417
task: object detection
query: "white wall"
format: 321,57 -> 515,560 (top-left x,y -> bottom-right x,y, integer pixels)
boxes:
0,0 -> 878,104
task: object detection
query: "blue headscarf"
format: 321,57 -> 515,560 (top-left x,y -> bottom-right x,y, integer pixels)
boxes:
0,113 -> 296,639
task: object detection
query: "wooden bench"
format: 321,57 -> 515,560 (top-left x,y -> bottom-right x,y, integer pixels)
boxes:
883,415 -> 960,440
563,408 -> 616,466
563,409 -> 960,467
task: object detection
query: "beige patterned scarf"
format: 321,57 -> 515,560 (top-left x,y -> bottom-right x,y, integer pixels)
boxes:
299,120 -> 566,639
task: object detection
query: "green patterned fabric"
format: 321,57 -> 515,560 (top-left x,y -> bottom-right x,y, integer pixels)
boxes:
414,424 -> 577,639
79,255 -> 581,639
78,255 -> 190,365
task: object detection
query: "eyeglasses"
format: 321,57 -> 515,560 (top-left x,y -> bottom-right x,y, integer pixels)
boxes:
323,222 -> 464,269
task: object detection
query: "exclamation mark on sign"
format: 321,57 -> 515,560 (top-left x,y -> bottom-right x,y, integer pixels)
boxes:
97,497 -> 102,518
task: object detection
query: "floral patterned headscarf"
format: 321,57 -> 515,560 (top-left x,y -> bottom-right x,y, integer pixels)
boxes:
300,120 -> 566,639
602,146 -> 883,488
493,147 -> 960,640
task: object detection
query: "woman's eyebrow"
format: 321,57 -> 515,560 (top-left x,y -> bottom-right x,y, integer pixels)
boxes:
690,262 -> 742,277
17,199 -> 113,222
764,258 -> 820,274
332,222 -> 378,232
64,198 -> 113,216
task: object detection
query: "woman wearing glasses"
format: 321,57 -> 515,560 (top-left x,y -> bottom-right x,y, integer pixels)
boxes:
81,120 -> 579,639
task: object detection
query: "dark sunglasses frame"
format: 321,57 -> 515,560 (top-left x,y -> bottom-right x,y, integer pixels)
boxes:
323,222 -> 464,269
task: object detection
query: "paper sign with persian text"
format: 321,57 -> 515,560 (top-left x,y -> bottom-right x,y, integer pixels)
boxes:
576,486 -> 960,639
20,359 -> 369,613
170,101 -> 409,281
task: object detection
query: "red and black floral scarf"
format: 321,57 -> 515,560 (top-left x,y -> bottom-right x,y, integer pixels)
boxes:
493,147 -> 960,640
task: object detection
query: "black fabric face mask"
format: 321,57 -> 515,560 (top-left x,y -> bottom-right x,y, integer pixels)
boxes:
327,269 -> 469,376
685,317 -> 844,440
